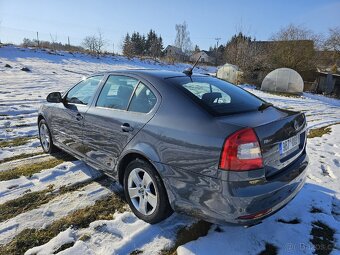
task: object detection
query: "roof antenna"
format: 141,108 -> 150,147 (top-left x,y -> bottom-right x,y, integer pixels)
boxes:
183,55 -> 201,76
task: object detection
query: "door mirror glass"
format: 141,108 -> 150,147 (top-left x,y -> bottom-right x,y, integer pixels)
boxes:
46,92 -> 62,103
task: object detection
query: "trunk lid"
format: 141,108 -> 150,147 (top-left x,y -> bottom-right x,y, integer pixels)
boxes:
217,106 -> 307,177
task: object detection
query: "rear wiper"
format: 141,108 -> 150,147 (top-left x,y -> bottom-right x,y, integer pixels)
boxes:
258,102 -> 273,111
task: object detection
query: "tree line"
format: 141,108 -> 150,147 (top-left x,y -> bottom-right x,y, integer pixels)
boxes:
122,30 -> 163,58
18,22 -> 339,81
208,24 -> 340,83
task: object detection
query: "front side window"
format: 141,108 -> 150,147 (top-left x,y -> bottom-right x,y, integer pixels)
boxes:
96,75 -> 139,110
66,76 -> 103,105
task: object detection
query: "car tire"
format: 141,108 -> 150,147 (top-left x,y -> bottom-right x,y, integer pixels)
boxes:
38,119 -> 58,154
123,159 -> 173,224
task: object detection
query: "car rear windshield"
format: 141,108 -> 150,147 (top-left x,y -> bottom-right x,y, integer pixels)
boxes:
168,76 -> 264,115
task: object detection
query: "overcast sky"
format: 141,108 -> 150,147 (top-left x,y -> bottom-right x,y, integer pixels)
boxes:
0,0 -> 339,53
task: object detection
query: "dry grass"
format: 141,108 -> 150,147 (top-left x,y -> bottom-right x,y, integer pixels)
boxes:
0,179 -> 96,222
0,152 -> 44,164
0,158 -> 65,181
310,221 -> 335,255
264,91 -> 302,98
0,137 -> 35,148
161,220 -> 212,255
277,218 -> 301,224
0,194 -> 126,255
258,243 -> 278,255
307,123 -> 339,138
0,153 -> 75,181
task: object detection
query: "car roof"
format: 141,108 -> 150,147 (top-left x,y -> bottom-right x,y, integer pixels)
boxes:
92,69 -> 209,80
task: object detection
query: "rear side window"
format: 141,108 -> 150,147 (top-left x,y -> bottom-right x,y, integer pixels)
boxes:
128,82 -> 157,113
169,77 -> 263,115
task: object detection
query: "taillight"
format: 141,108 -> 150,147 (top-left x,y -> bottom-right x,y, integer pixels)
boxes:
219,128 -> 263,171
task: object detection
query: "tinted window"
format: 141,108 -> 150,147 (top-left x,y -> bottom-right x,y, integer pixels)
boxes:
96,75 -> 138,110
128,82 -> 157,113
169,76 -> 263,115
66,76 -> 103,105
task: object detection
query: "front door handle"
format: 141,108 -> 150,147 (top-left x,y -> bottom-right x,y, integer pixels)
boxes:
75,113 -> 83,121
121,123 -> 133,132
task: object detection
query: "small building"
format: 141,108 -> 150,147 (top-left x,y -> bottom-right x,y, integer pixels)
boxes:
315,72 -> 340,98
190,51 -> 215,64
261,68 -> 304,94
217,63 -> 243,84
163,45 -> 186,62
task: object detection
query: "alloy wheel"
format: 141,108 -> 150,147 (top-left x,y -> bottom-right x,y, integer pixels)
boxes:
39,123 -> 50,152
127,168 -> 158,215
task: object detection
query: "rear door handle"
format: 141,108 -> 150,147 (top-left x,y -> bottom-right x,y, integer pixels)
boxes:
121,123 -> 133,132
75,113 -> 83,121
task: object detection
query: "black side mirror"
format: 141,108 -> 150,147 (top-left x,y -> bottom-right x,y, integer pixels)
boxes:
47,92 -> 62,103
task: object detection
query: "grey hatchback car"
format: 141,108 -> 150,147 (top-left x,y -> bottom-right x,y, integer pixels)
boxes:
38,69 -> 308,225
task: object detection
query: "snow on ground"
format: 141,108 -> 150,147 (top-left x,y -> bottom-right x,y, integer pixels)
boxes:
0,159 -> 101,204
0,182 -> 110,245
0,46 -> 339,254
33,212 -> 194,255
0,138 -> 41,160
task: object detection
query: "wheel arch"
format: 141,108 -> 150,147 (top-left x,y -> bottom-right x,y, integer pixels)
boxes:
37,114 -> 45,125
117,151 -> 156,186
117,149 -> 175,214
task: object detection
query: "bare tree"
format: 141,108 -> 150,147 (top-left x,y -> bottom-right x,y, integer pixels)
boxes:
174,22 -> 192,54
224,33 -> 252,68
270,24 -> 319,72
82,36 -> 97,53
224,32 -> 269,84
82,30 -> 106,55
96,30 -> 105,54
50,33 -> 58,52
324,27 -> 340,65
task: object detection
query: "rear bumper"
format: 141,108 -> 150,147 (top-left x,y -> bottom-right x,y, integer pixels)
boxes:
157,151 -> 308,225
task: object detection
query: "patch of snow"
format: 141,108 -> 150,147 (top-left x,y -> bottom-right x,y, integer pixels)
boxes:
25,228 -> 76,255
303,92 -> 340,107
56,212 -> 195,255
0,160 -> 102,204
0,182 -> 110,245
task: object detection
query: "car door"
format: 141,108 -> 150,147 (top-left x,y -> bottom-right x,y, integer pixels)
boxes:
83,74 -> 159,171
50,75 -> 103,156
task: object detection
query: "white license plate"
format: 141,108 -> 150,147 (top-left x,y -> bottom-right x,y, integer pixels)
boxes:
279,134 -> 300,155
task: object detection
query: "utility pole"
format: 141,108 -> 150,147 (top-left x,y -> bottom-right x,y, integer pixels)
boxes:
0,20 -> 2,44
36,32 -> 40,48
215,37 -> 221,66
68,36 -> 70,47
